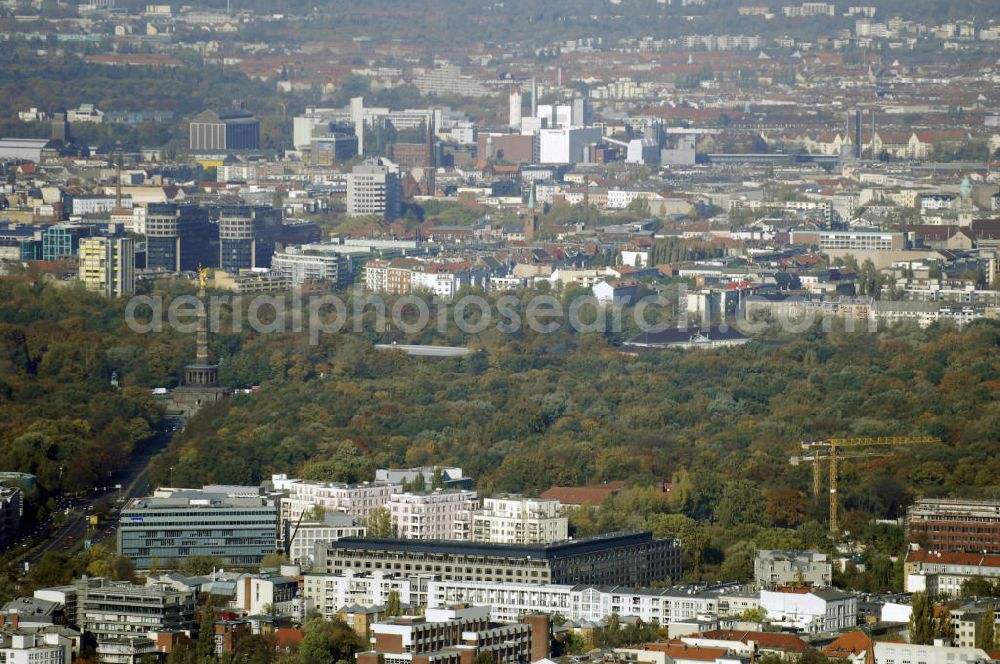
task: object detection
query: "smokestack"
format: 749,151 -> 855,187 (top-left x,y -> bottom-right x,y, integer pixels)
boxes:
531,77 -> 538,118
854,109 -> 863,159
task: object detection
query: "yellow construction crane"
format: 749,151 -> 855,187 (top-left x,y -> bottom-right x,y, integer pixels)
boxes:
793,436 -> 941,534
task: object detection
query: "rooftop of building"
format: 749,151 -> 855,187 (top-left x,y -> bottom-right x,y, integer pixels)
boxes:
905,548 -> 1000,568
624,642 -> 730,661
328,531 -> 669,559
756,549 -> 828,562
696,630 -> 811,653
539,481 -> 625,505
122,488 -> 275,511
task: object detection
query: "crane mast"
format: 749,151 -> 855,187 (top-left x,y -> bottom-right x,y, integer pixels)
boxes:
797,436 -> 942,534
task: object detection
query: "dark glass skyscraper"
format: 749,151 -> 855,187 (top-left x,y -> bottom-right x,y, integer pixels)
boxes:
145,203 -> 215,272
218,205 -> 282,273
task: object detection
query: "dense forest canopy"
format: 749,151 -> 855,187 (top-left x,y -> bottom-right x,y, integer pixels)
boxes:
2,277 -> 1000,584
146,291 -> 1000,511
0,276 -> 177,521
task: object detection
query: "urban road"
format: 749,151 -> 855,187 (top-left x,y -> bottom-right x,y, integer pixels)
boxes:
15,418 -> 180,570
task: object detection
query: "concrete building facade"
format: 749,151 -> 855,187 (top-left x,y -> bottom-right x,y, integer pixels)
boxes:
754,550 -> 833,589
316,532 -> 683,587
117,488 -> 278,569
389,491 -> 479,541
347,159 -> 402,220
78,237 -> 134,297
907,499 -> 1000,553
471,496 -> 567,545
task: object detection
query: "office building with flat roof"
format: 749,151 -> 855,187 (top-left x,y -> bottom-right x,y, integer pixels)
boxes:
347,159 -> 401,220
316,532 -> 682,587
189,111 -> 260,152
907,498 -> 1000,553
218,205 -> 281,272
357,605 -> 547,664
270,249 -> 351,288
73,577 -> 196,643
117,488 -> 278,569
144,203 -> 214,272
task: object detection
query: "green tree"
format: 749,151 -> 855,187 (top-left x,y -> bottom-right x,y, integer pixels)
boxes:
975,606 -> 995,650
365,507 -> 394,538
297,617 -> 365,664
180,555 -> 223,576
668,468 -> 695,514
715,480 -> 770,528
471,653 -> 496,664
961,577 -> 1000,598
909,592 -> 934,645
720,540 -> 757,582
261,552 -> 290,568
385,590 -> 402,617
198,600 -> 217,662
164,636 -> 197,664
935,604 -> 956,642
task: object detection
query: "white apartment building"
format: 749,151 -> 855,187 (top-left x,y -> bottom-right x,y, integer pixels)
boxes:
412,64 -> 491,98
607,188 -> 663,210
759,588 -> 856,633
426,579 -> 720,624
68,194 -> 131,216
905,549 -> 1000,598
271,249 -> 349,287
874,641 -> 992,664
287,513 -> 367,567
409,267 -> 463,300
754,550 -> 832,588
0,633 -> 72,664
818,230 -> 904,252
233,573 -> 299,618
389,490 -> 479,541
302,570 -> 429,618
279,480 -> 401,523
346,159 -> 401,220
471,496 -> 567,545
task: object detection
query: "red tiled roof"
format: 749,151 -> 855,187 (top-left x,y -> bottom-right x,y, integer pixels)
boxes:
539,481 -> 626,506
905,548 -> 1000,568
698,630 -> 811,653
822,630 -> 873,658
630,643 -> 729,661
274,627 -> 304,650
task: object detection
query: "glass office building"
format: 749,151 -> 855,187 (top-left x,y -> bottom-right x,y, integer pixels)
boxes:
117,488 -> 278,570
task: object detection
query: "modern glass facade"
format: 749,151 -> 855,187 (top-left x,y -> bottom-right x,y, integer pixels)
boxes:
145,204 -> 215,272
218,205 -> 281,272
117,489 -> 278,569
42,225 -> 88,261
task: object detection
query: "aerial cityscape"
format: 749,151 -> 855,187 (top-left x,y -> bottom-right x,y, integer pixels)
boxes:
2,0 -> 1000,663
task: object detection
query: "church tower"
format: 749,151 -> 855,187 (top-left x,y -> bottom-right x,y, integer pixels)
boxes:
524,183 -> 539,242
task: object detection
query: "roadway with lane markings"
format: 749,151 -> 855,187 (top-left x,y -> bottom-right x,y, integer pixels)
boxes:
18,419 -> 179,570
